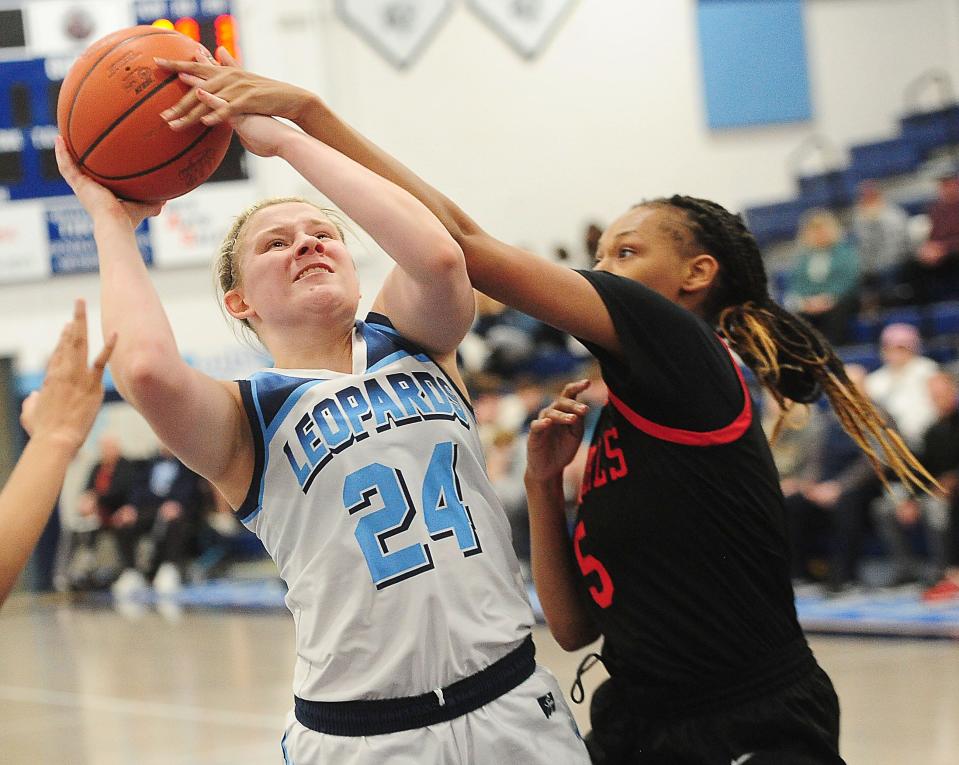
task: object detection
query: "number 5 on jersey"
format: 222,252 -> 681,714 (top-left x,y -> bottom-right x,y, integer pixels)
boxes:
344,441 -> 483,589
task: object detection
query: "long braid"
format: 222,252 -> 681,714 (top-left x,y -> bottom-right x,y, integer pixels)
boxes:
649,195 -> 938,494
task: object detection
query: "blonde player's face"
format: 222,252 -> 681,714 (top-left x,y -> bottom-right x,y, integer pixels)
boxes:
593,206 -> 692,304
234,202 -> 360,328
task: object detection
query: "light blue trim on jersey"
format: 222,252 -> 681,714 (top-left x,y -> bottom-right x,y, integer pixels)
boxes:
370,320 -> 401,337
367,349 -> 431,374
244,376 -> 330,525
264,379 -> 330,444
280,729 -> 293,764
250,378 -> 270,523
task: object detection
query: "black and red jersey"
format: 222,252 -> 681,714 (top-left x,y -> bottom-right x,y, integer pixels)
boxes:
572,270 -> 814,715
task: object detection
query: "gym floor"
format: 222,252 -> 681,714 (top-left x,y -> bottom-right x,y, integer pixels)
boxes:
1,596 -> 958,763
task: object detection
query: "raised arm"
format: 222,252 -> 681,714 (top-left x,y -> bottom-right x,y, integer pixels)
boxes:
524,380 -> 601,650
0,300 -> 112,606
212,102 -> 473,356
54,140 -> 252,506
157,52 -> 619,353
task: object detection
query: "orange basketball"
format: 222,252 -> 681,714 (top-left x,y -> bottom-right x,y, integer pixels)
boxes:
57,26 -> 232,203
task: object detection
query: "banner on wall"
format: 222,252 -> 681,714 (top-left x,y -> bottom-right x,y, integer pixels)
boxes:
0,0 -> 253,284
697,0 -> 812,129
0,202 -> 49,282
46,200 -> 152,274
467,0 -> 577,59
336,0 -> 454,69
150,182 -> 257,268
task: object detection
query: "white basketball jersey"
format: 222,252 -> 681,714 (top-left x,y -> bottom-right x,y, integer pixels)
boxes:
236,314 -> 534,702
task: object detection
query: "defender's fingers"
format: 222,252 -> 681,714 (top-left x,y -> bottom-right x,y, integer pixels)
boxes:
168,99 -> 215,129
47,322 -> 73,370
542,408 -> 581,425
71,298 -> 89,354
560,379 -> 591,398
154,57 -> 216,75
177,72 -> 206,89
549,396 -> 589,415
528,418 -> 553,434
195,88 -> 229,109
215,47 -> 239,67
193,47 -> 217,64
92,332 -> 118,375
20,391 -> 39,431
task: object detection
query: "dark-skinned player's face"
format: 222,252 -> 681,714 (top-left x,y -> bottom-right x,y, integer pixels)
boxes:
593,206 -> 693,303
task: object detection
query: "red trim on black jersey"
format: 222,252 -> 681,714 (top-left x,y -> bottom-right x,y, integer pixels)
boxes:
607,343 -> 752,446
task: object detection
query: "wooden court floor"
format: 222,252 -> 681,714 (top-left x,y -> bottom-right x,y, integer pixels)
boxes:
1,595 -> 958,764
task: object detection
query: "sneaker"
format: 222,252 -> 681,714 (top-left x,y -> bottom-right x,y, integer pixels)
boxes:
922,577 -> 959,602
153,562 -> 182,596
110,568 -> 148,599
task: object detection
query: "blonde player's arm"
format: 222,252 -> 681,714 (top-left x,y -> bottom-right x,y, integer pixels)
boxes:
0,301 -> 113,606
215,107 -> 473,361
158,52 -> 617,355
525,381 -> 601,651
53,140 -> 253,507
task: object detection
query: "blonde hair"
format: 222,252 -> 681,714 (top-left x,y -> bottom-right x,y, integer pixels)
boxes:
215,197 -> 346,330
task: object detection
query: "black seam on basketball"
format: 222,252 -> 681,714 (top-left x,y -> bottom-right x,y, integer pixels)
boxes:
77,72 -> 181,165
65,29 -> 180,151
84,125 -> 217,180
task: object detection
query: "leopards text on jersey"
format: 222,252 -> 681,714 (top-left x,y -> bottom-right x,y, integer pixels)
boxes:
236,313 -> 533,703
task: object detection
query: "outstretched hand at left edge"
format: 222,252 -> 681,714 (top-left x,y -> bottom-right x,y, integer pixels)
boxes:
0,300 -> 116,606
21,299 -> 116,452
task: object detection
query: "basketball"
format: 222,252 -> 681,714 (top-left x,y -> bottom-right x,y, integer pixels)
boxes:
56,26 -> 232,203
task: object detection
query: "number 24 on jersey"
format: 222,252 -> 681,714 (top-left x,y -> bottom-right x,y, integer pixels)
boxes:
344,441 -> 483,589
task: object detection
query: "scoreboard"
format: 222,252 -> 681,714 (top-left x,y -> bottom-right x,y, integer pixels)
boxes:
0,0 -> 257,282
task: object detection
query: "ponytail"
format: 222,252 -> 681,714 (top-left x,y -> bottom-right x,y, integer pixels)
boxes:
719,301 -> 937,493
652,194 -> 939,494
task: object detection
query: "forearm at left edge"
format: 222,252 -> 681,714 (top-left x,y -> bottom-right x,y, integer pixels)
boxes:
0,437 -> 75,606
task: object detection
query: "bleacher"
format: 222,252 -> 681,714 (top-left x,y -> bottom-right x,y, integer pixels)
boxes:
743,70 -> 959,376
743,71 -> 959,252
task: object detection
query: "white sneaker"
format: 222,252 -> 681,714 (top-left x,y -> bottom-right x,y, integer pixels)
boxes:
111,568 -> 148,599
153,563 -> 182,596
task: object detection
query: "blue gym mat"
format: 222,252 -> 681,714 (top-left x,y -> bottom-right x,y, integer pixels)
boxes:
794,586 -> 959,638
116,579 -> 959,638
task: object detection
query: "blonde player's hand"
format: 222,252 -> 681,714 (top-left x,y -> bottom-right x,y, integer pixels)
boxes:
157,47 -> 313,129
526,380 -> 590,481
55,136 -> 121,215
56,136 -> 163,226
20,299 -> 116,455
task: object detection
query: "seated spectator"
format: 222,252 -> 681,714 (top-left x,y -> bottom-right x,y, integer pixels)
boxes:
762,392 -> 823,498
785,209 -> 860,344
904,174 -> 959,303
865,323 -> 939,451
466,292 -> 583,380
485,428 -> 531,578
762,394 -> 824,581
68,433 -> 137,590
189,481 -> 250,583
873,371 -> 959,586
470,292 -> 543,378
783,366 -> 887,590
111,446 -> 204,597
851,180 -> 911,307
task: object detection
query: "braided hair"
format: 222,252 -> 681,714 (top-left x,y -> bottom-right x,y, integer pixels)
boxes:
647,194 -> 935,494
